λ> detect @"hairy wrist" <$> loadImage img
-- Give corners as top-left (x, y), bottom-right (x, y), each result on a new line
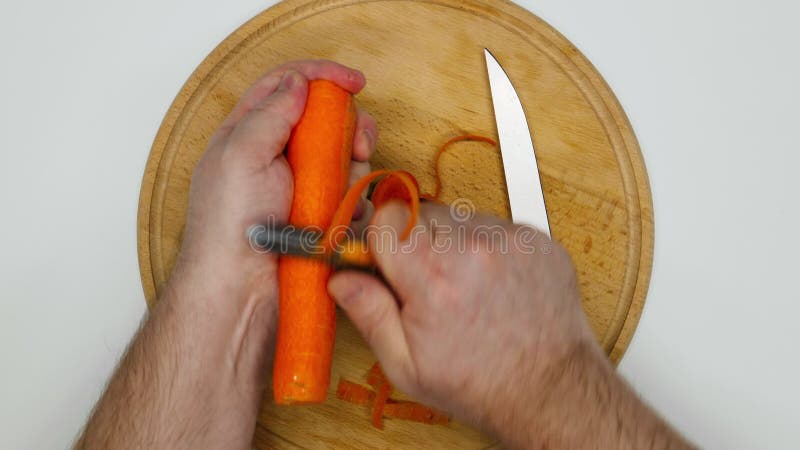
top-left (77, 279), bottom-right (273, 449)
top-left (161, 263), bottom-right (279, 386)
top-left (484, 341), bottom-right (691, 449)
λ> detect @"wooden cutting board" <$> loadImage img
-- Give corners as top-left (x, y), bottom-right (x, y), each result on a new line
top-left (137, 0), bottom-right (654, 447)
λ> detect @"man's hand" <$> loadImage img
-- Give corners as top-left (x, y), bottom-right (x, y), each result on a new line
top-left (329, 203), bottom-right (691, 449)
top-left (328, 203), bottom-right (592, 429)
top-left (77, 60), bottom-right (377, 449)
top-left (176, 59), bottom-right (376, 334)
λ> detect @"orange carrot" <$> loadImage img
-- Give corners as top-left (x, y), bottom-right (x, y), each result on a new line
top-left (273, 80), bottom-right (356, 404)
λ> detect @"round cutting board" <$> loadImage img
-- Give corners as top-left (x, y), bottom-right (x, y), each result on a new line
top-left (137, 0), bottom-right (654, 447)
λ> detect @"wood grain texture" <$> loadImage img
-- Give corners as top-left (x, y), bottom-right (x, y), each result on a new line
top-left (136, 0), bottom-right (654, 447)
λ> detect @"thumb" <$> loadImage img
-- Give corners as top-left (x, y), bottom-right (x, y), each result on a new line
top-left (225, 70), bottom-right (309, 160)
top-left (328, 271), bottom-right (415, 388)
top-left (368, 202), bottom-right (430, 304)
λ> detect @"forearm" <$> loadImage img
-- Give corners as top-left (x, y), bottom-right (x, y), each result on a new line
top-left (489, 342), bottom-right (693, 449)
top-left (76, 269), bottom-right (276, 449)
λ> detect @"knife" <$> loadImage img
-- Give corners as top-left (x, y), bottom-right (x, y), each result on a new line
top-left (485, 49), bottom-right (551, 237)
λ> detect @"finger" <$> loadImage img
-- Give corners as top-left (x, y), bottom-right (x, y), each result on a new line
top-left (366, 202), bottom-right (429, 305)
top-left (224, 70), bottom-right (308, 161)
top-left (350, 200), bottom-right (374, 236)
top-left (369, 201), bottom-right (479, 304)
top-left (349, 161), bottom-right (372, 188)
top-left (278, 59), bottom-right (366, 94)
top-left (352, 198), bottom-right (369, 222)
top-left (210, 60), bottom-right (366, 147)
top-left (328, 271), bottom-right (415, 387)
top-left (349, 161), bottom-right (372, 220)
top-left (352, 110), bottom-right (377, 162)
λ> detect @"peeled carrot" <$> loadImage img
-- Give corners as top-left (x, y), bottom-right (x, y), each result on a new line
top-left (273, 79), bottom-right (356, 404)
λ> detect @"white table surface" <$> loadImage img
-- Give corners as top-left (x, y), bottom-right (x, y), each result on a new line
top-left (1, 0), bottom-right (798, 448)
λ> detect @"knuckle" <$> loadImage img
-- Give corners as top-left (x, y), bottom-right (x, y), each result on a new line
top-left (361, 307), bottom-right (390, 347)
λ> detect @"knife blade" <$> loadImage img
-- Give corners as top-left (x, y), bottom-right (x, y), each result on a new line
top-left (484, 49), bottom-right (551, 237)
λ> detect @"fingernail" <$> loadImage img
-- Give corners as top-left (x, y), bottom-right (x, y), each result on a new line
top-left (329, 276), bottom-right (362, 307)
top-left (279, 70), bottom-right (300, 91)
top-left (347, 69), bottom-right (365, 87)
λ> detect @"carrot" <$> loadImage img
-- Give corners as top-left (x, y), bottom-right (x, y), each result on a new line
top-left (273, 80), bottom-right (356, 404)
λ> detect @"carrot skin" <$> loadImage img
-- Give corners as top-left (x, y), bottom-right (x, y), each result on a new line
top-left (337, 369), bottom-right (450, 426)
top-left (371, 382), bottom-right (390, 429)
top-left (427, 134), bottom-right (496, 200)
top-left (383, 402), bottom-right (450, 425)
top-left (371, 170), bottom-right (419, 209)
top-left (273, 80), bottom-right (356, 404)
top-left (366, 363), bottom-right (392, 429)
top-left (365, 362), bottom-right (388, 387)
top-left (336, 379), bottom-right (374, 406)
top-left (324, 170), bottom-right (419, 249)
